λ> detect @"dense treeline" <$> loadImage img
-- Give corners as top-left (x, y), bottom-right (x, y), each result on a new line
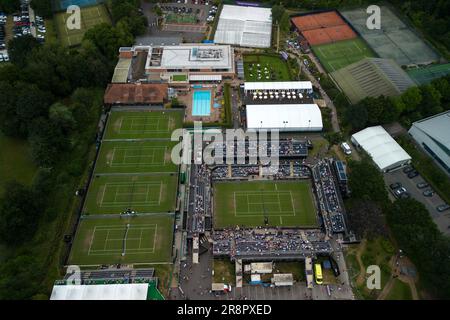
top-left (342, 75), bottom-right (450, 132)
top-left (0, 0), bottom-right (145, 300)
top-left (346, 158), bottom-right (450, 299)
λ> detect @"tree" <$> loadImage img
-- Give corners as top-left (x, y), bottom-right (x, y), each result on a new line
top-left (0, 182), bottom-right (43, 245)
top-left (30, 0), bottom-right (53, 18)
top-left (49, 102), bottom-right (76, 134)
top-left (401, 86), bottom-right (422, 113)
top-left (387, 199), bottom-right (450, 299)
top-left (272, 4), bottom-right (285, 24)
top-left (346, 199), bottom-right (387, 239)
top-left (347, 158), bottom-right (389, 205)
top-left (344, 103), bottom-right (368, 131)
top-left (7, 35), bottom-right (40, 67)
top-left (0, 0), bottom-right (20, 13)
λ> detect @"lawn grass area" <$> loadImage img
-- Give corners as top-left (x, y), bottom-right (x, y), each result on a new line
top-left (386, 279), bottom-right (413, 300)
top-left (312, 38), bottom-right (376, 73)
top-left (345, 238), bottom-right (396, 300)
top-left (171, 74), bottom-right (188, 82)
top-left (398, 135), bottom-right (450, 204)
top-left (0, 133), bottom-right (37, 195)
top-left (54, 4), bottom-right (111, 47)
top-left (213, 259), bottom-right (235, 284)
top-left (95, 140), bottom-right (178, 174)
top-left (104, 110), bottom-right (184, 140)
top-left (243, 54), bottom-right (292, 82)
top-left (83, 174), bottom-right (178, 215)
top-left (43, 19), bottom-right (58, 44)
top-left (273, 261), bottom-right (305, 282)
top-left (213, 180), bottom-right (317, 228)
top-left (153, 264), bottom-right (173, 298)
top-left (68, 214), bottom-right (174, 265)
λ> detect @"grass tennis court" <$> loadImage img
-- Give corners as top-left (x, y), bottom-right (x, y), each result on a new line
top-left (213, 180), bottom-right (317, 228)
top-left (54, 4), bottom-right (111, 46)
top-left (83, 174), bottom-right (178, 215)
top-left (312, 38), bottom-right (376, 73)
top-left (165, 13), bottom-right (197, 24)
top-left (104, 111), bottom-right (184, 140)
top-left (68, 215), bottom-right (174, 265)
top-left (96, 140), bottom-right (177, 174)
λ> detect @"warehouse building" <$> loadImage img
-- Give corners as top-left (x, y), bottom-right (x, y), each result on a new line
top-left (214, 5), bottom-right (272, 48)
top-left (408, 111), bottom-right (450, 175)
top-left (351, 126), bottom-right (411, 172)
top-left (330, 58), bottom-right (415, 104)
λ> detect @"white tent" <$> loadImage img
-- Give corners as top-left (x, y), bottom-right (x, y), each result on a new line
top-left (244, 81), bottom-right (313, 92)
top-left (246, 104), bottom-right (322, 131)
top-left (50, 283), bottom-right (149, 300)
top-left (351, 126), bottom-right (411, 172)
top-left (214, 5), bottom-right (272, 48)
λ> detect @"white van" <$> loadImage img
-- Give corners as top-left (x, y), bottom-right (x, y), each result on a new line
top-left (341, 142), bottom-right (352, 155)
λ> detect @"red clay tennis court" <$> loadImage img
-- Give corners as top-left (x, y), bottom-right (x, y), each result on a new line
top-left (291, 11), bottom-right (346, 31)
top-left (292, 11), bottom-right (357, 45)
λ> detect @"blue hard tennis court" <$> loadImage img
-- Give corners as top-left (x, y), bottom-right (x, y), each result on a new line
top-left (192, 91), bottom-right (211, 116)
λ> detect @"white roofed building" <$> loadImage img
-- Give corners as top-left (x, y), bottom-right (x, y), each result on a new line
top-left (214, 5), bottom-right (272, 48)
top-left (243, 81), bottom-right (322, 132)
top-left (50, 283), bottom-right (150, 300)
top-left (246, 104), bottom-right (322, 131)
top-left (351, 126), bottom-right (411, 172)
top-left (408, 111), bottom-right (450, 175)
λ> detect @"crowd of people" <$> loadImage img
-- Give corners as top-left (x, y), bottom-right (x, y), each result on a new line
top-left (212, 228), bottom-right (332, 259)
top-left (312, 160), bottom-right (346, 234)
top-left (188, 164), bottom-right (211, 234)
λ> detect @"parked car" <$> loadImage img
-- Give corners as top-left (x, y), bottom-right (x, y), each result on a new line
top-left (423, 189), bottom-right (435, 197)
top-left (416, 182), bottom-right (429, 189)
top-left (390, 182), bottom-right (402, 190)
top-left (394, 187), bottom-right (407, 197)
top-left (403, 166), bottom-right (414, 174)
top-left (407, 171), bottom-right (419, 179)
top-left (437, 204), bottom-right (450, 212)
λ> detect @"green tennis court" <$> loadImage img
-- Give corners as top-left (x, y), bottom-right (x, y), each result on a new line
top-left (68, 215), bottom-right (174, 265)
top-left (104, 111), bottom-right (184, 140)
top-left (214, 180), bottom-right (318, 228)
top-left (95, 140), bottom-right (178, 174)
top-left (54, 4), bottom-right (111, 47)
top-left (83, 174), bottom-right (178, 215)
top-left (312, 38), bottom-right (376, 73)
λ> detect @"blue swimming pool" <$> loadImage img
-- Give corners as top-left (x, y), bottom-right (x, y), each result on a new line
top-left (192, 91), bottom-right (211, 116)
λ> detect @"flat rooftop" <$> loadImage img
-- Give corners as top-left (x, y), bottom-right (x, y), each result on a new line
top-left (158, 44), bottom-right (233, 70)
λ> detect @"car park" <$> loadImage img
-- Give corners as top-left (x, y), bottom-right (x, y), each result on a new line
top-left (399, 192), bottom-right (411, 199)
top-left (423, 189), bottom-right (435, 197)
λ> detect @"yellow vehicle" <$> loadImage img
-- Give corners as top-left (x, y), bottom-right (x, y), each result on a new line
top-left (314, 263), bottom-right (323, 285)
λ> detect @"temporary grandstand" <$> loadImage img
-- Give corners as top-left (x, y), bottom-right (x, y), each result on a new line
top-left (408, 111), bottom-right (450, 175)
top-left (330, 58), bottom-right (415, 104)
top-left (291, 11), bottom-right (357, 46)
top-left (214, 5), bottom-right (272, 48)
top-left (351, 126), bottom-right (411, 172)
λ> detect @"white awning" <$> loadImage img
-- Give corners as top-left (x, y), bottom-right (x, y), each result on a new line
top-left (50, 284), bottom-right (149, 300)
top-left (246, 104), bottom-right (322, 131)
top-left (189, 74), bottom-right (222, 81)
top-left (244, 81), bottom-right (313, 91)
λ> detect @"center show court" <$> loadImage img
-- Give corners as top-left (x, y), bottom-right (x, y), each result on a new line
top-left (213, 180), bottom-right (318, 228)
